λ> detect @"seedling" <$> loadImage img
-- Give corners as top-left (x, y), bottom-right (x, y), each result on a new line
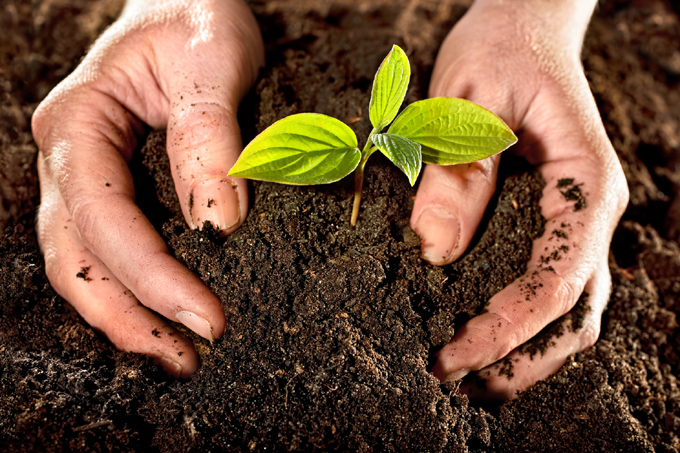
top-left (229, 45), bottom-right (517, 225)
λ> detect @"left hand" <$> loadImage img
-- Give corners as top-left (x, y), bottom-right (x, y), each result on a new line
top-left (413, 0), bottom-right (629, 399)
top-left (32, 0), bottom-right (264, 377)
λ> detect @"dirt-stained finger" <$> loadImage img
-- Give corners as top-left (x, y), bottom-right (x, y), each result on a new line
top-left (459, 261), bottom-right (611, 400)
top-left (411, 155), bottom-right (501, 265)
top-left (432, 158), bottom-right (621, 382)
top-left (432, 166), bottom-right (608, 381)
top-left (35, 129), bottom-right (227, 342)
top-left (166, 97), bottom-right (248, 235)
top-left (37, 156), bottom-right (200, 377)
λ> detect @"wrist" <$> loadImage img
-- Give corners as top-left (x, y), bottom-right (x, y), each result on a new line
top-left (469, 0), bottom-right (597, 55)
top-left (121, 0), bottom-right (253, 21)
top-left (472, 0), bottom-right (597, 19)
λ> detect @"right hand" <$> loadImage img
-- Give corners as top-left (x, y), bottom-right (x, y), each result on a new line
top-left (32, 0), bottom-right (264, 378)
top-left (416, 0), bottom-right (628, 398)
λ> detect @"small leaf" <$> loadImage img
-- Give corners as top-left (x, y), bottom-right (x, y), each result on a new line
top-left (369, 45), bottom-right (411, 130)
top-left (372, 133), bottom-right (422, 186)
top-left (388, 97), bottom-right (517, 165)
top-left (229, 113), bottom-right (360, 185)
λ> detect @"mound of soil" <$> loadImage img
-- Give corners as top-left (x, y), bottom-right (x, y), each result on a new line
top-left (1, 0), bottom-right (680, 451)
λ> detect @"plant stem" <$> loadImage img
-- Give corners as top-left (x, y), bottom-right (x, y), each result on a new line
top-left (351, 128), bottom-right (379, 226)
top-left (351, 160), bottom-right (366, 226)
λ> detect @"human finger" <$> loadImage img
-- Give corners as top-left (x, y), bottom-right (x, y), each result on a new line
top-left (160, 1), bottom-right (264, 234)
top-left (459, 259), bottom-right (611, 400)
top-left (413, 32), bottom-right (522, 266)
top-left (33, 91), bottom-right (226, 342)
top-left (432, 157), bottom-right (616, 381)
top-left (37, 153), bottom-right (200, 377)
top-left (410, 155), bottom-right (500, 265)
top-left (166, 89), bottom-right (248, 235)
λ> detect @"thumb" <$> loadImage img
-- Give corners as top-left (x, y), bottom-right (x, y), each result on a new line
top-left (412, 29), bottom-right (525, 265)
top-left (160, 0), bottom-right (264, 235)
top-left (411, 156), bottom-right (500, 265)
top-left (166, 85), bottom-right (249, 235)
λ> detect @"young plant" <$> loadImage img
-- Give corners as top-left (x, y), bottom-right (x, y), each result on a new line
top-left (229, 45), bottom-right (517, 225)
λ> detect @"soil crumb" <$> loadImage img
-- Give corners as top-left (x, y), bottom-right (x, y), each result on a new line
top-left (1, 0), bottom-right (680, 451)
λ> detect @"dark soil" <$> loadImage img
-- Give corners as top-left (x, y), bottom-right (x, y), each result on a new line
top-left (2, 0), bottom-right (680, 451)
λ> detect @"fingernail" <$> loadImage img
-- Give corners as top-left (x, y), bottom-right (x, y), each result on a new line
top-left (158, 357), bottom-right (183, 377)
top-left (175, 310), bottom-right (214, 342)
top-left (412, 207), bottom-right (460, 265)
top-left (447, 368), bottom-right (469, 382)
top-left (190, 178), bottom-right (240, 233)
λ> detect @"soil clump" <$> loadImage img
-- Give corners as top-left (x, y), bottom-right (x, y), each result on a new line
top-left (1, 0), bottom-right (680, 451)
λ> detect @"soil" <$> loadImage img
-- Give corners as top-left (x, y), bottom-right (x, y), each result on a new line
top-left (1, 0), bottom-right (680, 451)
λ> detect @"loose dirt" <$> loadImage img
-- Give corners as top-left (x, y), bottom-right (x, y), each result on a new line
top-left (1, 0), bottom-right (679, 451)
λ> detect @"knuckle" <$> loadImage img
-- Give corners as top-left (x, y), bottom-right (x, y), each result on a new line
top-left (461, 156), bottom-right (498, 186)
top-left (31, 96), bottom-right (68, 152)
top-left (579, 322), bottom-right (601, 350)
top-left (31, 104), bottom-right (49, 144)
top-left (598, 143), bottom-right (629, 217)
top-left (130, 259), bottom-right (156, 292)
top-left (469, 311), bottom-right (523, 370)
top-left (69, 197), bottom-right (104, 250)
top-left (169, 103), bottom-right (235, 152)
top-left (613, 171), bottom-right (630, 216)
top-left (551, 272), bottom-right (581, 318)
top-left (31, 82), bottom-right (81, 150)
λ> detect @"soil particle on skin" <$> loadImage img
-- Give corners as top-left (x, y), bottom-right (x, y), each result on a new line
top-left (76, 266), bottom-right (92, 282)
top-left (419, 164), bottom-right (545, 347)
top-left (553, 229), bottom-right (568, 240)
top-left (1, 0), bottom-right (680, 451)
top-left (518, 291), bottom-right (591, 360)
top-left (557, 178), bottom-right (587, 211)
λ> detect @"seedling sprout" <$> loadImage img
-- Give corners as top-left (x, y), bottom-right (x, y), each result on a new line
top-left (229, 45), bottom-right (517, 225)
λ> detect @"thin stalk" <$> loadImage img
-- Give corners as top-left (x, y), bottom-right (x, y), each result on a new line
top-left (351, 128), bottom-right (379, 226)
top-left (350, 160), bottom-right (366, 226)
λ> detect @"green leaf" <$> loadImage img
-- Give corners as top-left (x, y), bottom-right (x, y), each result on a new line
top-left (387, 97), bottom-right (517, 165)
top-left (229, 113), bottom-right (360, 185)
top-left (369, 45), bottom-right (411, 130)
top-left (372, 133), bottom-right (422, 186)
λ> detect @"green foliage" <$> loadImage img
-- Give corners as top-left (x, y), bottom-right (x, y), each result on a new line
top-left (387, 97), bottom-right (518, 165)
top-left (369, 45), bottom-right (410, 131)
top-left (228, 113), bottom-right (360, 185)
top-left (229, 45), bottom-right (517, 224)
top-left (371, 133), bottom-right (421, 186)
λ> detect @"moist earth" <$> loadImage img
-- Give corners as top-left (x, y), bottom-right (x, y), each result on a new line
top-left (1, 0), bottom-right (680, 451)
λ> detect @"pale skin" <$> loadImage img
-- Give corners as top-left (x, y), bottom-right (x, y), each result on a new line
top-left (33, 0), bottom-right (627, 397)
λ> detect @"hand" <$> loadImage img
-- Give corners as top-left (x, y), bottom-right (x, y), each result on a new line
top-left (32, 0), bottom-right (264, 377)
top-left (414, 0), bottom-right (628, 398)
